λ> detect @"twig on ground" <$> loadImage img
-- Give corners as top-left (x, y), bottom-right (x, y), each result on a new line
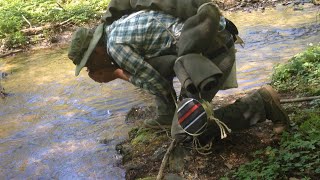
top-left (280, 96), bottom-right (320, 103)
top-left (0, 50), bottom-right (23, 58)
top-left (21, 18), bottom-right (72, 36)
top-left (22, 15), bottom-right (32, 28)
top-left (156, 139), bottom-right (176, 180)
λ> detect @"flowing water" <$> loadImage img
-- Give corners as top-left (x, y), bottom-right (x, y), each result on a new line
top-left (0, 5), bottom-right (319, 179)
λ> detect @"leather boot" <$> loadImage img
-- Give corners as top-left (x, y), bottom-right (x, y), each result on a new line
top-left (144, 95), bottom-right (175, 129)
top-left (257, 85), bottom-right (290, 134)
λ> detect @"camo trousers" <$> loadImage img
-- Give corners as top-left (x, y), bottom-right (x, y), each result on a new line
top-left (171, 90), bottom-right (267, 144)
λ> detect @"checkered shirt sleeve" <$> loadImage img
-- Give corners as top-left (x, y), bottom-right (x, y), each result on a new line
top-left (105, 10), bottom-right (183, 98)
top-left (107, 43), bottom-right (172, 97)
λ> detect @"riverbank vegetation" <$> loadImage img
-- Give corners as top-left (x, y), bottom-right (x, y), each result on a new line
top-left (0, 0), bottom-right (109, 51)
top-left (227, 44), bottom-right (320, 179)
top-left (272, 44), bottom-right (320, 96)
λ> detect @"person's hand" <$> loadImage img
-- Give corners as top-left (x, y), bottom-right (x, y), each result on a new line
top-left (113, 69), bottom-right (131, 81)
top-left (88, 68), bottom-right (131, 83)
top-left (88, 67), bottom-right (117, 83)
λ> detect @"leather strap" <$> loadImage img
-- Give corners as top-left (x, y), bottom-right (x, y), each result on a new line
top-left (206, 38), bottom-right (234, 60)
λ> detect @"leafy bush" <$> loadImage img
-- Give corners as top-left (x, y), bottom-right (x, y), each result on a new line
top-left (228, 110), bottom-right (320, 179)
top-left (271, 45), bottom-right (320, 95)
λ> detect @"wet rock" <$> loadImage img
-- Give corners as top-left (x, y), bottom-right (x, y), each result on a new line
top-left (0, 82), bottom-right (7, 98)
top-left (98, 138), bottom-right (112, 145)
top-left (124, 162), bottom-right (146, 180)
top-left (1, 72), bottom-right (8, 79)
top-left (116, 143), bottom-right (133, 163)
top-left (294, 0), bottom-right (302, 4)
top-left (128, 128), bottom-right (138, 139)
top-left (223, 0), bottom-right (239, 7)
top-left (151, 146), bottom-right (166, 161)
top-left (293, 5), bottom-right (304, 10)
top-left (138, 177), bottom-right (157, 180)
top-left (0, 91), bottom-right (5, 98)
top-left (240, 2), bottom-right (247, 6)
top-left (312, 0), bottom-right (320, 4)
top-left (164, 173), bottom-right (185, 180)
top-left (169, 145), bottom-right (187, 172)
top-left (282, 1), bottom-right (293, 5)
top-left (116, 143), bottom-right (132, 155)
top-left (126, 106), bottom-right (156, 124)
top-left (124, 161), bottom-right (144, 170)
top-left (49, 36), bottom-right (59, 43)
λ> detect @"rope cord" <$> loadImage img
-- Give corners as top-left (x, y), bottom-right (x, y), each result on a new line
top-left (197, 2), bottom-right (219, 14)
top-left (192, 137), bottom-right (213, 155)
top-left (182, 99), bottom-right (232, 155)
top-left (200, 100), bottom-right (232, 139)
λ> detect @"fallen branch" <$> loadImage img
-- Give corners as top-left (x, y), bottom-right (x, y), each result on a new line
top-left (156, 139), bottom-right (176, 180)
top-left (280, 96), bottom-right (320, 103)
top-left (21, 18), bottom-right (72, 36)
top-left (0, 50), bottom-right (23, 58)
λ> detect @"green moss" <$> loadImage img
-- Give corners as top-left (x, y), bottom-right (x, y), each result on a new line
top-left (131, 128), bottom-right (155, 145)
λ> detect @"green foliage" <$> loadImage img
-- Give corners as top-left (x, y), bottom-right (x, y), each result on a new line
top-left (244, 53), bottom-right (320, 179)
top-left (271, 45), bottom-right (320, 95)
top-left (0, 0), bottom-right (110, 48)
top-left (227, 110), bottom-right (320, 180)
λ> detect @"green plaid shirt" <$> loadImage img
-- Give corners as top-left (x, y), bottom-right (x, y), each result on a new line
top-left (105, 10), bottom-right (184, 98)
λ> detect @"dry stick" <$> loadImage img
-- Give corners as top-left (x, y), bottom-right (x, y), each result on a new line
top-left (21, 18), bottom-right (72, 36)
top-left (56, 2), bottom-right (66, 11)
top-left (156, 139), bottom-right (176, 180)
top-left (280, 96), bottom-right (320, 103)
top-left (22, 15), bottom-right (32, 28)
top-left (0, 50), bottom-right (23, 58)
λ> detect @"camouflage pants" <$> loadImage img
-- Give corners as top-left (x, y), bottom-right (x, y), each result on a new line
top-left (171, 89), bottom-right (267, 144)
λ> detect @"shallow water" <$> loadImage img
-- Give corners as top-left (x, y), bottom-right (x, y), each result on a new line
top-left (0, 5), bottom-right (319, 179)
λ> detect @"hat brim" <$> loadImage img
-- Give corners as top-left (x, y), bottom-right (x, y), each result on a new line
top-left (75, 24), bottom-right (104, 76)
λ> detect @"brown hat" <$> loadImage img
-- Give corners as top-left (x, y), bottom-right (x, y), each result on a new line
top-left (68, 24), bottom-right (104, 76)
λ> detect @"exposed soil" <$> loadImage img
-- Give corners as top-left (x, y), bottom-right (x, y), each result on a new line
top-left (115, 89), bottom-right (320, 180)
top-left (116, 92), bottom-right (290, 180)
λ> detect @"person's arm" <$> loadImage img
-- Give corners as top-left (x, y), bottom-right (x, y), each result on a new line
top-left (108, 42), bottom-right (173, 97)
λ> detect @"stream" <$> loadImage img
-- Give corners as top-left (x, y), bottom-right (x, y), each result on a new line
top-left (0, 4), bottom-right (319, 179)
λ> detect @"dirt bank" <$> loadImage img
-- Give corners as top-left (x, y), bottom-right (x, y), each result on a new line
top-left (115, 93), bottom-right (276, 180)
top-left (115, 90), bottom-right (319, 180)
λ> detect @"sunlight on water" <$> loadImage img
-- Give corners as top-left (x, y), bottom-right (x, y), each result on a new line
top-left (217, 4), bottom-right (320, 95)
top-left (0, 5), bottom-right (319, 179)
top-left (0, 47), bottom-right (154, 179)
